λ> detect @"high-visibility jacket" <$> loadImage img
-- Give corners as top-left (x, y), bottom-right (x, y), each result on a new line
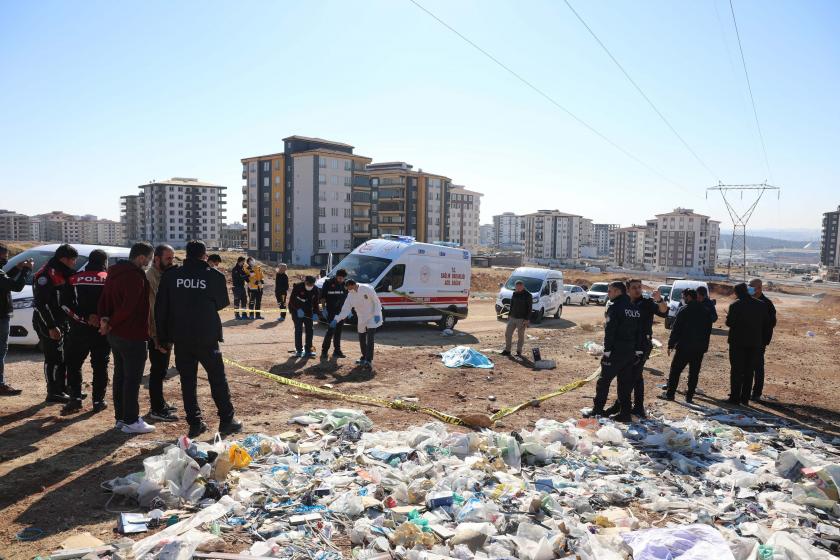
top-left (246, 265), bottom-right (264, 290)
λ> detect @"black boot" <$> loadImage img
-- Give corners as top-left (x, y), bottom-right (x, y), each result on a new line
top-left (603, 401), bottom-right (620, 416)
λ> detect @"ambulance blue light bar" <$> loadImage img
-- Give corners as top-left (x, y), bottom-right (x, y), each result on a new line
top-left (380, 234), bottom-right (415, 243)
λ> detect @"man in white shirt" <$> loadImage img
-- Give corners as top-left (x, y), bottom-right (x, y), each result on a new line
top-left (331, 279), bottom-right (382, 369)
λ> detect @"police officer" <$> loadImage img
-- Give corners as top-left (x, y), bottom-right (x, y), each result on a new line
top-left (584, 281), bottom-right (643, 422)
top-left (660, 288), bottom-right (712, 403)
top-left (155, 240), bottom-right (241, 438)
top-left (289, 275), bottom-right (320, 358)
top-left (726, 282), bottom-right (769, 405)
top-left (231, 257), bottom-right (249, 320)
top-left (61, 249), bottom-right (110, 414)
top-left (320, 269), bottom-right (348, 361)
top-left (604, 279), bottom-right (667, 418)
top-left (275, 263), bottom-right (289, 322)
top-left (33, 243), bottom-right (79, 403)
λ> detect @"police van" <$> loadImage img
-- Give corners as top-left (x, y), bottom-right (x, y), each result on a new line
top-left (321, 235), bottom-right (471, 330)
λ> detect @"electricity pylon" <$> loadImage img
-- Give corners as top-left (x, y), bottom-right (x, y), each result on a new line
top-left (707, 182), bottom-right (780, 282)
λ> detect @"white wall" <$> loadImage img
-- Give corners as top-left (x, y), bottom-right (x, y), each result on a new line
top-left (292, 155), bottom-right (315, 265)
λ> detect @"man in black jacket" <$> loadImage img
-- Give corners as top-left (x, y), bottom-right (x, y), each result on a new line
top-left (749, 278), bottom-right (776, 400)
top-left (60, 249), bottom-right (110, 414)
top-left (231, 257), bottom-right (249, 320)
top-left (585, 281), bottom-right (643, 422)
top-left (696, 286), bottom-right (718, 324)
top-left (726, 282), bottom-right (770, 405)
top-left (275, 263), bottom-right (289, 322)
top-left (156, 240), bottom-right (241, 438)
top-left (32, 244), bottom-right (78, 403)
top-left (660, 289), bottom-right (712, 403)
top-left (501, 280), bottom-right (532, 357)
top-left (0, 244), bottom-right (33, 396)
top-left (288, 275), bottom-right (320, 358)
top-left (320, 269), bottom-right (348, 361)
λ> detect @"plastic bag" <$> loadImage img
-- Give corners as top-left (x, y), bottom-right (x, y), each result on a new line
top-left (621, 524), bottom-right (736, 560)
top-left (228, 443), bottom-right (252, 469)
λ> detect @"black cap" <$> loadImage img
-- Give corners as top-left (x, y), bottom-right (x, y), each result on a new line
top-left (304, 275), bottom-right (316, 284)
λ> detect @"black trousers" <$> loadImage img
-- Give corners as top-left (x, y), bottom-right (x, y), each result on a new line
top-left (593, 353), bottom-right (634, 414)
top-left (148, 339), bottom-right (173, 412)
top-left (358, 327), bottom-right (377, 362)
top-left (751, 345), bottom-right (767, 398)
top-left (232, 289), bottom-right (248, 316)
top-left (610, 344), bottom-right (650, 411)
top-left (64, 326), bottom-right (110, 402)
top-left (38, 331), bottom-right (67, 396)
top-left (248, 289), bottom-right (263, 318)
top-left (293, 315), bottom-right (314, 353)
top-left (322, 313), bottom-right (343, 354)
top-left (729, 345), bottom-right (759, 403)
top-left (108, 334), bottom-right (148, 424)
top-left (667, 347), bottom-right (705, 399)
top-left (174, 341), bottom-right (234, 428)
top-left (276, 293), bottom-right (287, 319)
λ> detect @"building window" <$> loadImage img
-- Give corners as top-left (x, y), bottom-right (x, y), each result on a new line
top-left (344, 160), bottom-right (351, 170)
top-left (275, 208), bottom-right (281, 216)
top-left (319, 208), bottom-right (326, 217)
top-left (319, 158), bottom-right (326, 168)
top-left (263, 177), bottom-right (269, 187)
top-left (275, 176), bottom-right (281, 184)
top-left (263, 192), bottom-right (270, 202)
top-left (331, 175), bottom-right (338, 185)
top-left (330, 159), bottom-right (338, 169)
top-left (319, 224), bottom-right (326, 233)
top-left (319, 174), bottom-right (326, 184)
top-left (344, 209), bottom-right (351, 218)
top-left (331, 208), bottom-right (338, 217)
top-left (318, 239), bottom-right (325, 249)
top-left (331, 239), bottom-right (338, 249)
top-left (319, 192), bottom-right (327, 201)
top-left (332, 224), bottom-right (338, 233)
top-left (274, 159), bottom-right (282, 170)
top-left (263, 223), bottom-right (270, 232)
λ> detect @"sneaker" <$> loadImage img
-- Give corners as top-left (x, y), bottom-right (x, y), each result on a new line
top-left (219, 417), bottom-right (243, 436)
top-left (121, 418), bottom-right (156, 434)
top-left (92, 400), bottom-right (108, 413)
top-left (500, 350), bottom-right (511, 356)
top-left (725, 398), bottom-right (740, 405)
top-left (188, 422), bottom-right (209, 439)
top-left (80, 392), bottom-right (88, 400)
top-left (45, 392), bottom-right (71, 404)
top-left (61, 399), bottom-right (83, 415)
top-left (306, 351), bottom-right (317, 358)
top-left (114, 420), bottom-right (125, 430)
top-left (294, 350), bottom-right (304, 358)
top-left (657, 392), bottom-right (675, 402)
top-left (148, 409), bottom-right (179, 422)
top-left (0, 383), bottom-right (22, 396)
top-left (362, 360), bottom-right (373, 369)
top-left (333, 350), bottom-right (346, 358)
top-left (355, 358), bottom-right (367, 365)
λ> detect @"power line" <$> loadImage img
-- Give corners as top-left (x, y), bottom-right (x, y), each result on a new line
top-left (563, 0), bottom-right (718, 181)
top-left (406, 0), bottom-right (697, 196)
top-left (728, 0), bottom-right (773, 180)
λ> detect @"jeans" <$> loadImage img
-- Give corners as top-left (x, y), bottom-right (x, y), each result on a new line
top-left (174, 341), bottom-right (234, 428)
top-left (148, 339), bottom-right (173, 412)
top-left (667, 347), bottom-right (705, 399)
top-left (293, 315), bottom-right (314, 353)
top-left (109, 334), bottom-right (148, 424)
top-left (0, 316), bottom-right (9, 385)
top-left (358, 327), bottom-right (377, 362)
top-left (593, 353), bottom-right (634, 414)
top-left (38, 331), bottom-right (67, 396)
top-left (232, 288), bottom-right (248, 317)
top-left (504, 318), bottom-right (527, 354)
top-left (64, 325), bottom-right (110, 402)
top-left (321, 312), bottom-right (343, 354)
top-left (248, 289), bottom-right (263, 318)
top-left (729, 345), bottom-right (759, 403)
top-left (751, 345), bottom-right (767, 398)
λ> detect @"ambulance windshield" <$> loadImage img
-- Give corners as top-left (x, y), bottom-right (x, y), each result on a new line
top-left (332, 254), bottom-right (392, 284)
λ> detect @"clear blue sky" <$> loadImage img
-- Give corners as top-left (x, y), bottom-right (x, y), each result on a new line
top-left (1, 0), bottom-right (837, 231)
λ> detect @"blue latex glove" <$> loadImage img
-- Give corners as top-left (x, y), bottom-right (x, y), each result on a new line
top-left (321, 309), bottom-right (329, 320)
top-left (329, 320), bottom-right (337, 329)
top-left (373, 315), bottom-right (381, 323)
top-left (311, 314), bottom-right (318, 322)
top-left (296, 309), bottom-right (304, 319)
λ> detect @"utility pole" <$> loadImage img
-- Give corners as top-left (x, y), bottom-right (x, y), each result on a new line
top-left (707, 182), bottom-right (780, 282)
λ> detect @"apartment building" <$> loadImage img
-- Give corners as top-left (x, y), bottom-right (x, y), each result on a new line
top-left (820, 205), bottom-right (840, 281)
top-left (645, 208), bottom-right (720, 275)
top-left (29, 217), bottom-right (41, 241)
top-left (613, 225), bottom-right (648, 269)
top-left (593, 223), bottom-right (618, 257)
top-left (221, 223), bottom-right (246, 249)
top-left (242, 136), bottom-right (371, 265)
top-left (35, 211), bottom-right (125, 245)
top-left (129, 178), bottom-right (227, 249)
top-left (523, 210), bottom-right (584, 263)
top-left (493, 212), bottom-right (524, 250)
top-left (448, 185), bottom-right (482, 249)
top-left (579, 218), bottom-right (598, 258)
top-left (0, 210), bottom-right (34, 241)
top-left (479, 224), bottom-right (494, 247)
top-left (120, 194), bottom-right (146, 245)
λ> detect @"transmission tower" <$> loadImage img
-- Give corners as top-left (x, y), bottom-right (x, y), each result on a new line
top-left (707, 182), bottom-right (780, 281)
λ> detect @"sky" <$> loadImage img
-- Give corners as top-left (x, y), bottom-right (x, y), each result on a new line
top-left (1, 0), bottom-right (838, 232)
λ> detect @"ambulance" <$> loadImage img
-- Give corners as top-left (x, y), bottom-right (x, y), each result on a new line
top-left (322, 235), bottom-right (471, 330)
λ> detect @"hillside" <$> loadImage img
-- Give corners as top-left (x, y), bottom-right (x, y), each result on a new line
top-left (719, 234), bottom-right (815, 250)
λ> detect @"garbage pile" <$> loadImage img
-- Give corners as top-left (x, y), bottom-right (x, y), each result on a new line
top-left (87, 407), bottom-right (840, 559)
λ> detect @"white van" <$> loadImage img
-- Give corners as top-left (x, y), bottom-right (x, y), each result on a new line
top-left (495, 267), bottom-right (564, 323)
top-left (322, 235), bottom-right (471, 330)
top-left (665, 279), bottom-right (709, 329)
top-left (2, 243), bottom-right (130, 347)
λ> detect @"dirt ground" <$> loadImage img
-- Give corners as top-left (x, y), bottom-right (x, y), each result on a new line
top-left (1, 285), bottom-right (839, 558)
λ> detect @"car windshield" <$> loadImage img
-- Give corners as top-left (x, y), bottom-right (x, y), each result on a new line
top-left (504, 276), bottom-right (543, 293)
top-left (331, 254), bottom-right (391, 284)
top-left (590, 283), bottom-right (608, 293)
top-left (2, 249), bottom-right (88, 284)
top-left (670, 288), bottom-right (683, 301)
top-left (564, 285), bottom-right (575, 291)
top-left (659, 286), bottom-right (672, 295)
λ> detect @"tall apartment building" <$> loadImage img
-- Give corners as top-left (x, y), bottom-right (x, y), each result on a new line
top-left (479, 224), bottom-right (494, 247)
top-left (613, 225), bottom-right (648, 269)
top-left (242, 136), bottom-right (372, 265)
top-left (579, 218), bottom-right (598, 258)
top-left (493, 212), bottom-right (524, 250)
top-left (123, 178), bottom-right (227, 249)
top-left (0, 210), bottom-right (34, 241)
top-left (820, 205), bottom-right (840, 280)
top-left (221, 223), bottom-right (246, 249)
top-left (448, 185), bottom-right (482, 249)
top-left (29, 217), bottom-right (41, 241)
top-left (593, 223), bottom-right (618, 257)
top-left (120, 194), bottom-right (146, 245)
top-left (366, 162), bottom-right (451, 245)
top-left (645, 208), bottom-right (720, 275)
top-left (35, 211), bottom-right (125, 245)
top-left (523, 210), bottom-right (583, 263)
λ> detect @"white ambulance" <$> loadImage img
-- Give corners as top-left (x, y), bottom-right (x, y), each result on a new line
top-left (322, 236), bottom-right (471, 330)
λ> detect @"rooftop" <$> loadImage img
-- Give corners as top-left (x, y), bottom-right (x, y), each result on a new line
top-left (292, 148), bottom-right (372, 161)
top-left (145, 177), bottom-right (225, 188)
top-left (282, 135), bottom-right (354, 149)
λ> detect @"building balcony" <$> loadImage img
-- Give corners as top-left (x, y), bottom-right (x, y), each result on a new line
top-left (352, 176), bottom-right (371, 187)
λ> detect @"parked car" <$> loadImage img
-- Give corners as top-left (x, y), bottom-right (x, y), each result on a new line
top-left (665, 279), bottom-right (709, 329)
top-left (2, 243), bottom-right (130, 347)
top-left (657, 284), bottom-right (672, 301)
top-left (495, 267), bottom-right (564, 323)
top-left (587, 282), bottom-right (610, 305)
top-left (563, 284), bottom-right (588, 306)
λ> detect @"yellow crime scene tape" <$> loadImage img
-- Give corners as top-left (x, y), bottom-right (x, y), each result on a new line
top-left (223, 356), bottom-right (601, 429)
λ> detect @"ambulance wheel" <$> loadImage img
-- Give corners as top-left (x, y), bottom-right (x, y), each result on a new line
top-left (440, 312), bottom-right (457, 331)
